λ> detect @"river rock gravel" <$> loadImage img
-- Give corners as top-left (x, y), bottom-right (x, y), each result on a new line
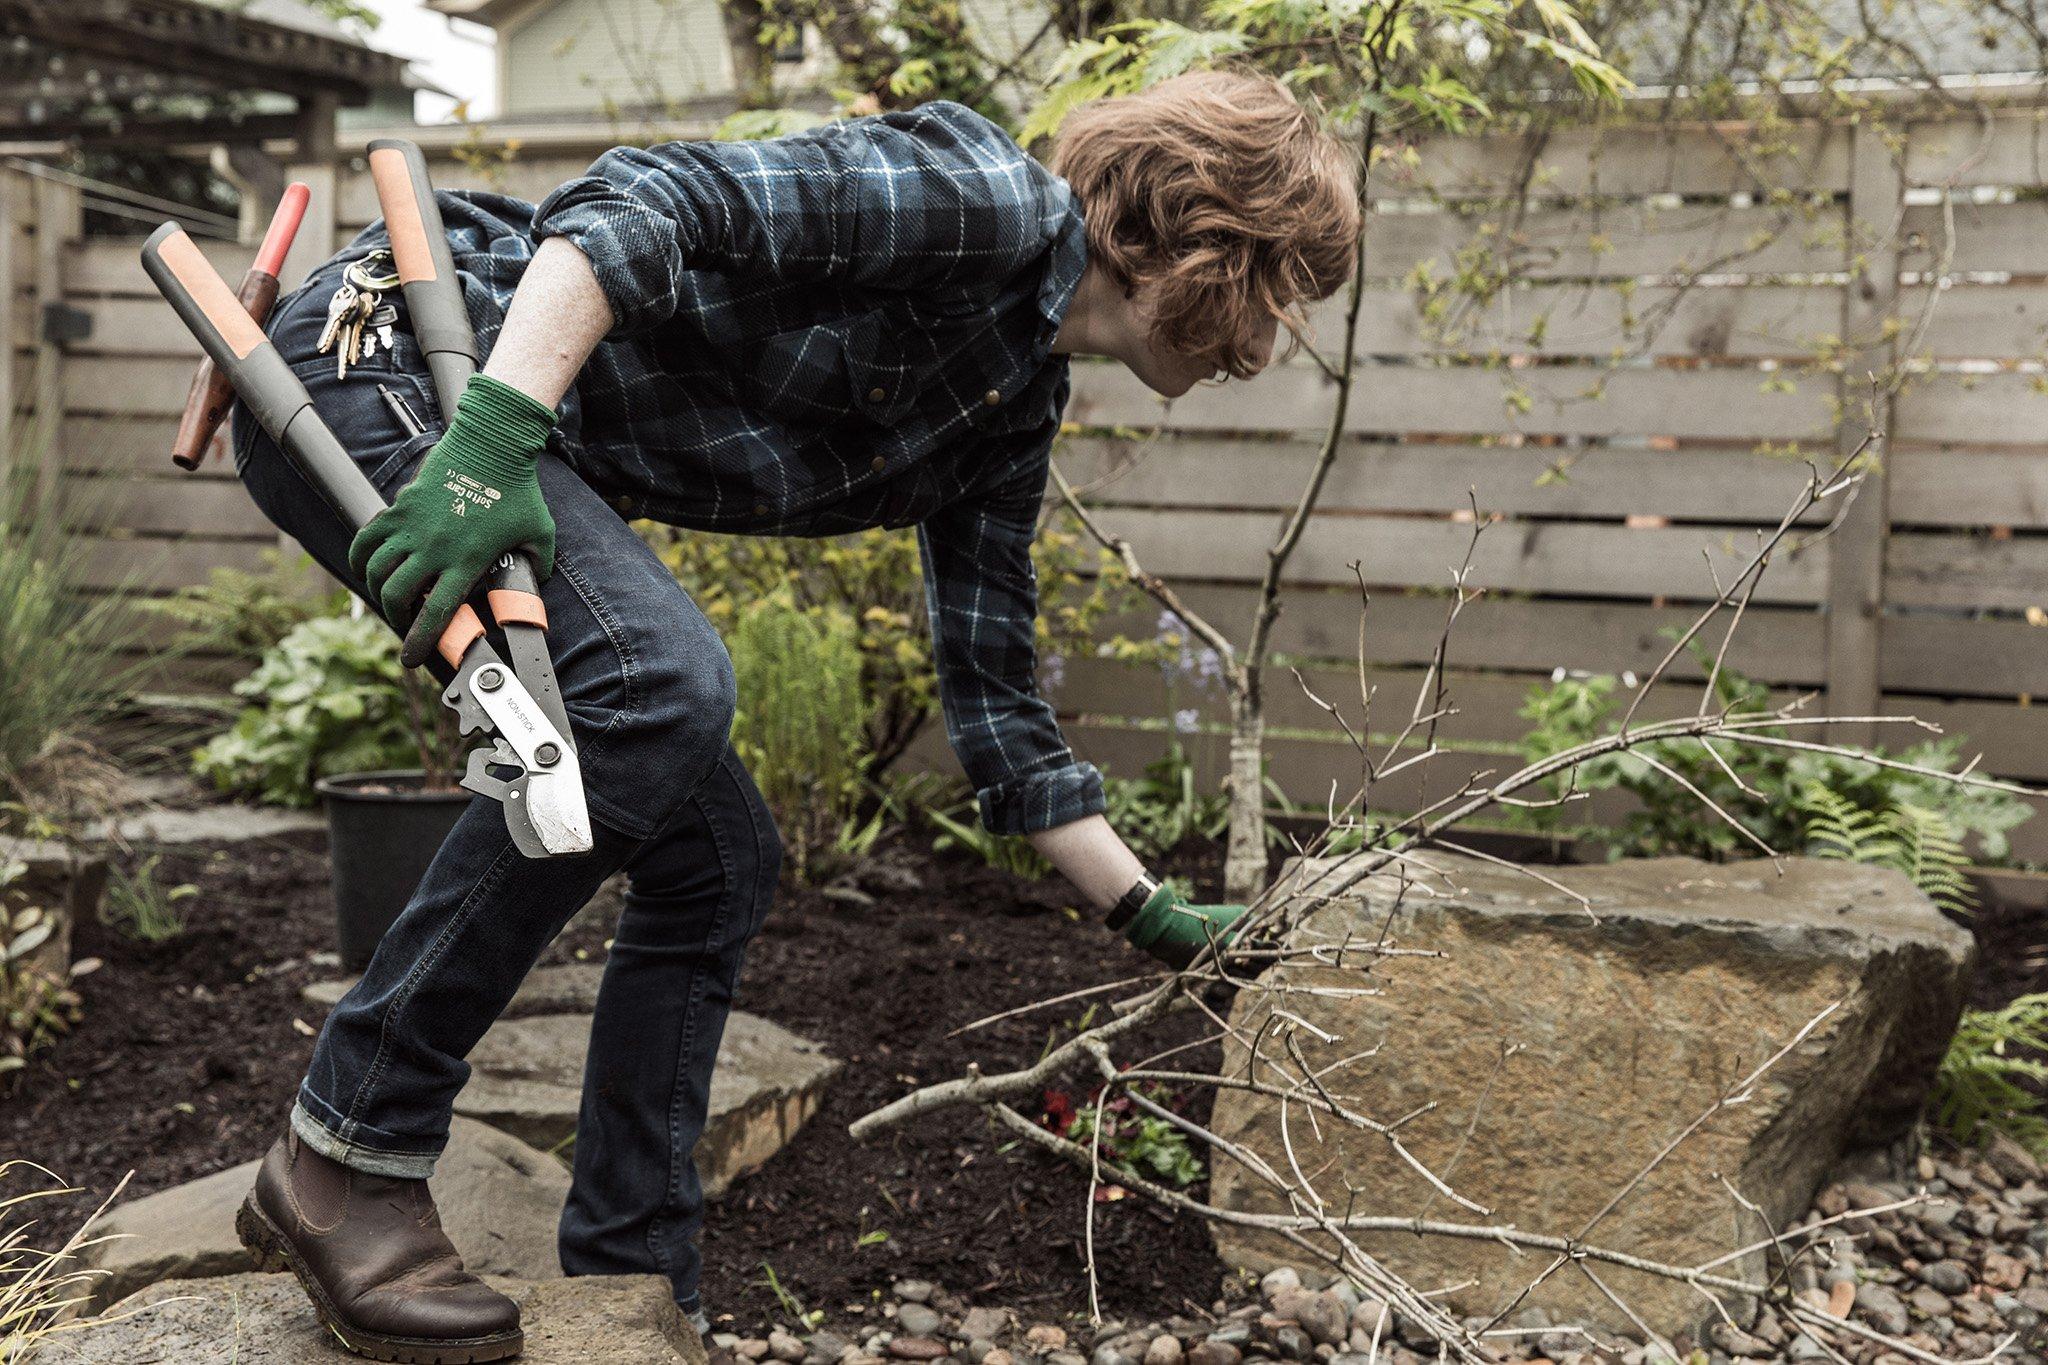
top-left (704, 1134), bottom-right (2048, 1365)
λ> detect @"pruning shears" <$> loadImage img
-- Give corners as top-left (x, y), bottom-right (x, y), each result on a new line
top-left (140, 144), bottom-right (594, 859)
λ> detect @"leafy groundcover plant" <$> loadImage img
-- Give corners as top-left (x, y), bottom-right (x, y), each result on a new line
top-left (194, 612), bottom-right (464, 807)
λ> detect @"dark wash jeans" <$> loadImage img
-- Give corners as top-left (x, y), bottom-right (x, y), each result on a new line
top-left (230, 259), bottom-right (782, 1312)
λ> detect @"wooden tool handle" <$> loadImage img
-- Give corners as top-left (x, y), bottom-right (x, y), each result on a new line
top-left (168, 184), bottom-right (310, 470)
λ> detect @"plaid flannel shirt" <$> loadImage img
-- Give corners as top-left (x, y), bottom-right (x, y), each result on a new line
top-left (332, 101), bottom-right (1103, 835)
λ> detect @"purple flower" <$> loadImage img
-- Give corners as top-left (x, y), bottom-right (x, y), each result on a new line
top-left (1041, 652), bottom-right (1066, 691)
top-left (1174, 707), bottom-right (1200, 734)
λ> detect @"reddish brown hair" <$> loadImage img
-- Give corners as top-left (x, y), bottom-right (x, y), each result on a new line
top-left (1050, 70), bottom-right (1359, 378)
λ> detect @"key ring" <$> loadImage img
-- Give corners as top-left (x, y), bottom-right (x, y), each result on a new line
top-left (345, 250), bottom-right (401, 293)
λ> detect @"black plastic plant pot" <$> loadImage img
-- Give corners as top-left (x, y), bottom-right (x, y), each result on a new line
top-left (314, 771), bottom-right (472, 971)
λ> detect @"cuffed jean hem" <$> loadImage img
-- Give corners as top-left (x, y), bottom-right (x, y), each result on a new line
top-left (290, 1096), bottom-right (440, 1180)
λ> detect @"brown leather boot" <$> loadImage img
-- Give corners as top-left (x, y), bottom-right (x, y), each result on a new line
top-left (236, 1128), bottom-right (523, 1363)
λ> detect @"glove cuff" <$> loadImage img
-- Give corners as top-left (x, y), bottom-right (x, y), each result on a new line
top-left (441, 373), bottom-right (556, 488)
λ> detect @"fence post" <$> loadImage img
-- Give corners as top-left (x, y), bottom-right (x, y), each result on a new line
top-left (0, 169), bottom-right (16, 459)
top-left (1823, 117), bottom-right (1903, 747)
top-left (29, 175), bottom-right (80, 499)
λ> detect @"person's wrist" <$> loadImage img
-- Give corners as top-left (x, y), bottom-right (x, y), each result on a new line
top-left (442, 373), bottom-right (555, 486)
top-left (1106, 871), bottom-right (1166, 933)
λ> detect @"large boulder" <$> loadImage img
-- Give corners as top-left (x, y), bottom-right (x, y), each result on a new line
top-left (42, 1272), bottom-right (705, 1363)
top-left (455, 1010), bottom-right (839, 1195)
top-left (1208, 853), bottom-right (1975, 1339)
top-left (76, 1117), bottom-right (570, 1314)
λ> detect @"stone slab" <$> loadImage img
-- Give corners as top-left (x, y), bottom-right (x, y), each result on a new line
top-left (302, 963), bottom-right (607, 1018)
top-left (85, 805), bottom-right (326, 846)
top-left (1208, 854), bottom-right (1976, 1339)
top-left (43, 1272), bottom-right (705, 1364)
top-left (455, 1010), bottom-right (839, 1195)
top-left (77, 1117), bottom-right (570, 1314)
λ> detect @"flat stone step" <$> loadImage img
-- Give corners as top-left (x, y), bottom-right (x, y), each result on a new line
top-left (454, 1010), bottom-right (838, 1195)
top-left (75, 1117), bottom-right (571, 1316)
top-left (302, 963), bottom-right (607, 1018)
top-left (44, 1271), bottom-right (705, 1363)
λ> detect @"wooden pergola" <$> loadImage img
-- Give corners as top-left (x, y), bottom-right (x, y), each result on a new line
top-left (0, 0), bottom-right (411, 163)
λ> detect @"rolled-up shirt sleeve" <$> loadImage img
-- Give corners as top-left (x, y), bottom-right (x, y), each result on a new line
top-left (531, 100), bottom-right (1067, 337)
top-left (916, 443), bottom-right (1105, 837)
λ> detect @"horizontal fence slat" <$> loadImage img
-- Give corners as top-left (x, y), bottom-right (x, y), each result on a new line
top-left (64, 355), bottom-right (206, 417)
top-left (1883, 695), bottom-right (2048, 781)
top-left (1891, 450), bottom-right (2048, 527)
top-left (1902, 198), bottom-right (2048, 275)
top-left (67, 238), bottom-right (254, 295)
top-left (1378, 121), bottom-right (1852, 202)
top-left (1071, 581), bottom-right (1827, 686)
top-left (1366, 201), bottom-right (1848, 281)
top-left (1067, 361), bottom-right (1841, 442)
top-left (1055, 435), bottom-right (1829, 522)
top-left (1883, 616), bottom-right (2048, 699)
top-left (1886, 531), bottom-right (2048, 611)
top-left (1084, 506), bottom-right (1831, 603)
top-left (65, 473), bottom-right (273, 539)
top-left (70, 534), bottom-right (280, 594)
top-left (59, 415), bottom-right (222, 472)
top-left (1892, 371), bottom-right (2048, 447)
top-left (1334, 283), bottom-right (1845, 360)
top-left (1055, 656), bottom-right (1809, 749)
top-left (1904, 111), bottom-right (2048, 189)
top-left (62, 296), bottom-right (205, 359)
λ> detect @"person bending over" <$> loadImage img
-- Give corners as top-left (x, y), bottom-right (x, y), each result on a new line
top-left (228, 69), bottom-right (1357, 1364)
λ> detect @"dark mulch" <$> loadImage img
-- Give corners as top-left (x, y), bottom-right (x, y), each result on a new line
top-left (696, 833), bottom-right (1244, 1326)
top-left (8, 814), bottom-right (2045, 1330)
top-left (2, 829), bottom-right (329, 1232)
top-left (1, 817), bottom-right (1253, 1325)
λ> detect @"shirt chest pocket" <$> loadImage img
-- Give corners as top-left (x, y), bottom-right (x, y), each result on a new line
top-left (741, 312), bottom-right (918, 428)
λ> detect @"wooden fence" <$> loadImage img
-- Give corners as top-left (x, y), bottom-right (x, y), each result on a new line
top-left (11, 108), bottom-right (2048, 867)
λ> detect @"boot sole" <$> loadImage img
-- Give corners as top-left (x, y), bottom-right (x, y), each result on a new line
top-left (236, 1195), bottom-right (524, 1363)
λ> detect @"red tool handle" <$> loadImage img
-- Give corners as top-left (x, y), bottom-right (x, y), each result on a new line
top-left (169, 183), bottom-right (311, 471)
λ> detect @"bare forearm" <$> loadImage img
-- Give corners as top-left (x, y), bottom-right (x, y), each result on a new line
top-left (480, 236), bottom-right (612, 409)
top-left (1027, 814), bottom-right (1145, 912)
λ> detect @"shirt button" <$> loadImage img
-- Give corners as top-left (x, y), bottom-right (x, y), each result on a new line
top-left (609, 494), bottom-right (634, 516)
top-left (753, 502), bottom-right (768, 516)
top-left (870, 456), bottom-right (886, 473)
top-left (867, 387), bottom-right (887, 403)
top-left (983, 388), bottom-right (1002, 406)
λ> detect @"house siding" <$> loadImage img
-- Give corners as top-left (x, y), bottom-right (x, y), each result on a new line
top-left (502, 0), bottom-right (736, 117)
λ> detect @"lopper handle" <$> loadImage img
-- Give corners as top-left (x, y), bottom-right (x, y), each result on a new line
top-left (367, 139), bottom-right (548, 634)
top-left (168, 183), bottom-right (311, 470)
top-left (367, 140), bottom-right (477, 407)
top-left (141, 221), bottom-right (490, 669)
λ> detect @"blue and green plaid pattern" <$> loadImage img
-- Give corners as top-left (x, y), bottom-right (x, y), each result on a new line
top-left (322, 100), bottom-right (1103, 834)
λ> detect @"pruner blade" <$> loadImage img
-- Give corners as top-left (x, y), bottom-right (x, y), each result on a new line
top-left (445, 645), bottom-right (594, 856)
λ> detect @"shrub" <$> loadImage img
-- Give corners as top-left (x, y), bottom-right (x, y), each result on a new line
top-left (1515, 665), bottom-right (2032, 909)
top-left (645, 504), bottom-right (1135, 780)
top-left (727, 591), bottom-right (869, 879)
top-left (193, 613), bottom-right (464, 807)
top-left (141, 550), bottom-right (344, 663)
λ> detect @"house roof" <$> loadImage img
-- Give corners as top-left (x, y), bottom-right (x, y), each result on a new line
top-left (423, 0), bottom-right (544, 27)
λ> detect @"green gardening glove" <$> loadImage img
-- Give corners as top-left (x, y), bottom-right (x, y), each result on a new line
top-left (1120, 881), bottom-right (1249, 970)
top-left (349, 373), bottom-right (558, 668)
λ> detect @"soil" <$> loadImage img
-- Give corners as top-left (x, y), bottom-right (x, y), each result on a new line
top-left (0, 818), bottom-right (1261, 1326)
top-left (6, 817), bottom-right (2044, 1331)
